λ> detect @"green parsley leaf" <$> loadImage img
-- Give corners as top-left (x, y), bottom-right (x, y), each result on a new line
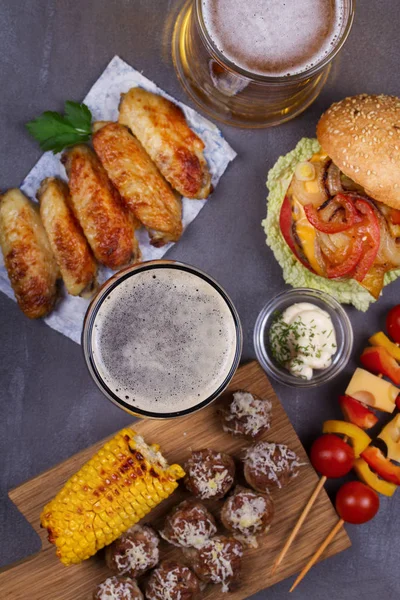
top-left (26, 101), bottom-right (92, 154)
top-left (64, 101), bottom-right (92, 134)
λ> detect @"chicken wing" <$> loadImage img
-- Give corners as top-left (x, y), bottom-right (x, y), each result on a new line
top-left (62, 145), bottom-right (140, 270)
top-left (118, 88), bottom-right (212, 199)
top-left (37, 177), bottom-right (97, 297)
top-left (0, 189), bottom-right (59, 318)
top-left (92, 122), bottom-right (182, 247)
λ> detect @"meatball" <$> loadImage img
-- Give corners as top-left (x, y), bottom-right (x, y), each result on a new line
top-left (220, 486), bottom-right (274, 548)
top-left (184, 535), bottom-right (243, 593)
top-left (184, 449), bottom-right (235, 500)
top-left (219, 391), bottom-right (272, 439)
top-left (106, 525), bottom-right (159, 578)
top-left (243, 442), bottom-right (303, 492)
top-left (93, 576), bottom-right (143, 600)
top-left (160, 499), bottom-right (217, 548)
top-left (145, 561), bottom-right (200, 600)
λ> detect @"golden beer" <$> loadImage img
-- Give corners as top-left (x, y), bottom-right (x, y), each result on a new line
top-left (172, 0), bottom-right (355, 127)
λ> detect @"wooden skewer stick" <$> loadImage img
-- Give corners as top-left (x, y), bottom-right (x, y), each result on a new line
top-left (289, 519), bottom-right (345, 592)
top-left (271, 476), bottom-right (327, 575)
top-left (272, 435), bottom-right (349, 576)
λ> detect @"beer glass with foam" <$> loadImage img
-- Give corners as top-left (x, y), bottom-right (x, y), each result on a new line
top-left (172, 0), bottom-right (355, 127)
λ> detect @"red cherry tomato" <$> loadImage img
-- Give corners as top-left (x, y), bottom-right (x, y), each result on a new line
top-left (310, 434), bottom-right (354, 478)
top-left (386, 305), bottom-right (400, 344)
top-left (335, 481), bottom-right (379, 524)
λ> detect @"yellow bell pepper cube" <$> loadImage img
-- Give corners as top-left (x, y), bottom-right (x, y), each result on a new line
top-left (369, 332), bottom-right (400, 362)
top-left (353, 457), bottom-right (397, 497)
top-left (322, 420), bottom-right (371, 457)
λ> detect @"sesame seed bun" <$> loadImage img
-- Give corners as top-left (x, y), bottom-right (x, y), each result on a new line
top-left (317, 94), bottom-right (400, 209)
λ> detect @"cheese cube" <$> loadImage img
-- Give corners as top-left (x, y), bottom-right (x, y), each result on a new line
top-left (378, 414), bottom-right (400, 462)
top-left (345, 368), bottom-right (398, 413)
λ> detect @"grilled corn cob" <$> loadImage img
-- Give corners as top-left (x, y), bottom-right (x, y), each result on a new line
top-left (41, 428), bottom-right (185, 565)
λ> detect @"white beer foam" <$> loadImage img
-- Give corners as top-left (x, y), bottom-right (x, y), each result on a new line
top-left (202, 0), bottom-right (344, 77)
top-left (92, 268), bottom-right (237, 414)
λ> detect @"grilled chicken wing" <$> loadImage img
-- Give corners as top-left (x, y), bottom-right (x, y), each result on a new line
top-left (37, 177), bottom-right (97, 297)
top-left (93, 122), bottom-right (182, 247)
top-left (62, 145), bottom-right (140, 270)
top-left (118, 88), bottom-right (212, 199)
top-left (0, 189), bottom-right (59, 318)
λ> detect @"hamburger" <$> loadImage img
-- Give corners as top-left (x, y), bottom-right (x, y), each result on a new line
top-left (263, 94), bottom-right (400, 311)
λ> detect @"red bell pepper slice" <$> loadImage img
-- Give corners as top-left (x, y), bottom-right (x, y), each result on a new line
top-left (304, 193), bottom-right (359, 233)
top-left (339, 395), bottom-right (378, 430)
top-left (360, 346), bottom-right (400, 385)
top-left (326, 236), bottom-right (363, 279)
top-left (361, 446), bottom-right (400, 486)
top-left (352, 199), bottom-right (381, 282)
top-left (279, 195), bottom-right (313, 271)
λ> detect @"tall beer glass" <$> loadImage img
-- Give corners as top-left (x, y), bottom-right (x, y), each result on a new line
top-left (172, 0), bottom-right (355, 128)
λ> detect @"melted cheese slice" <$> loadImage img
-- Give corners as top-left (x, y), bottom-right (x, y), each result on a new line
top-left (345, 368), bottom-right (398, 413)
top-left (292, 198), bottom-right (325, 276)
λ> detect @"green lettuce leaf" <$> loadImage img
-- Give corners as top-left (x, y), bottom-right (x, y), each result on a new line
top-left (262, 138), bottom-right (400, 312)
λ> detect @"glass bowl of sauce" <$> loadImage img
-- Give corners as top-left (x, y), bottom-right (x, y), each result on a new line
top-left (82, 260), bottom-right (242, 418)
top-left (254, 288), bottom-right (353, 387)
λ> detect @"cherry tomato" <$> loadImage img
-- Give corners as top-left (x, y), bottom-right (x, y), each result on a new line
top-left (336, 481), bottom-right (379, 524)
top-left (386, 305), bottom-right (400, 344)
top-left (310, 434), bottom-right (354, 478)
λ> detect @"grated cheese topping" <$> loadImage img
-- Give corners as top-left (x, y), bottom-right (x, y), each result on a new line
top-left (132, 435), bottom-right (167, 469)
top-left (95, 576), bottom-right (143, 600)
top-left (199, 537), bottom-right (243, 593)
top-left (147, 563), bottom-right (197, 600)
top-left (186, 451), bottom-right (234, 499)
top-left (114, 525), bottom-right (159, 576)
top-left (244, 442), bottom-right (303, 489)
top-left (223, 392), bottom-right (272, 437)
top-left (228, 494), bottom-right (267, 532)
top-left (160, 503), bottom-right (217, 548)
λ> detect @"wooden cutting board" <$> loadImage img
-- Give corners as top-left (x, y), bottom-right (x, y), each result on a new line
top-left (0, 361), bottom-right (350, 599)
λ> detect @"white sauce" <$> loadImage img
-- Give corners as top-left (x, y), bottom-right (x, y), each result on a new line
top-left (269, 302), bottom-right (337, 380)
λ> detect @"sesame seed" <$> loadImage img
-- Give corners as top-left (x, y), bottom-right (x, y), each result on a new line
top-left (395, 184), bottom-right (399, 189)
top-left (367, 170), bottom-right (371, 175)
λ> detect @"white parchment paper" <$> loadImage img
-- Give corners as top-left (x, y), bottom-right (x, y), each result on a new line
top-left (0, 56), bottom-right (236, 344)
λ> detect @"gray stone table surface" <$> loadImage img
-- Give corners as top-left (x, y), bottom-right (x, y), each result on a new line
top-left (0, 1), bottom-right (399, 598)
